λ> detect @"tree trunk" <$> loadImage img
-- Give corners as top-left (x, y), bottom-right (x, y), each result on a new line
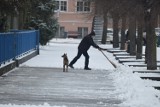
top-left (128, 15), bottom-right (136, 55)
top-left (145, 10), bottom-right (157, 70)
top-left (120, 15), bottom-right (126, 50)
top-left (10, 14), bottom-right (14, 29)
top-left (101, 14), bottom-right (108, 44)
top-left (113, 15), bottom-right (119, 48)
top-left (18, 11), bottom-right (24, 29)
top-left (136, 19), bottom-right (143, 59)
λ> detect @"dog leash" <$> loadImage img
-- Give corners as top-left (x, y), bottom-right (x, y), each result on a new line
top-left (99, 50), bottom-right (117, 68)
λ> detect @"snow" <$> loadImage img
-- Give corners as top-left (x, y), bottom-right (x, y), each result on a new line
top-left (111, 66), bottom-right (160, 107)
top-left (0, 103), bottom-right (66, 107)
top-left (22, 38), bottom-right (115, 70)
top-left (1, 38), bottom-right (160, 107)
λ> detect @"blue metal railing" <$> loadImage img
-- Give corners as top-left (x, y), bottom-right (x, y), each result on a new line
top-left (0, 30), bottom-right (39, 66)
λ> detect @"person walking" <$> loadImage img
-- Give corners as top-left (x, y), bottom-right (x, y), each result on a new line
top-left (69, 31), bottom-right (104, 70)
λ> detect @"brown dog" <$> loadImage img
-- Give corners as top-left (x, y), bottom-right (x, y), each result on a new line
top-left (61, 53), bottom-right (69, 72)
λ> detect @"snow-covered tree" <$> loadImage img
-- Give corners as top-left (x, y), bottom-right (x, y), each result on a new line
top-left (26, 0), bottom-right (58, 45)
top-left (0, 0), bottom-right (58, 45)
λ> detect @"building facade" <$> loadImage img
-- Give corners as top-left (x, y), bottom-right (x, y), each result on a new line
top-left (54, 0), bottom-right (95, 38)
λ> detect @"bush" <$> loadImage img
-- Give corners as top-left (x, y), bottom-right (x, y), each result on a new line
top-left (25, 17), bottom-right (58, 45)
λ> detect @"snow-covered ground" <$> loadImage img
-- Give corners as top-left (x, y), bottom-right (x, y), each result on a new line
top-left (1, 38), bottom-right (160, 107)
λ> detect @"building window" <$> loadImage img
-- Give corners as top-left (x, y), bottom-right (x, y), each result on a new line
top-left (56, 26), bottom-right (65, 38)
top-left (59, 27), bottom-right (65, 38)
top-left (77, 1), bottom-right (90, 12)
top-left (55, 0), bottom-right (67, 11)
top-left (78, 27), bottom-right (88, 38)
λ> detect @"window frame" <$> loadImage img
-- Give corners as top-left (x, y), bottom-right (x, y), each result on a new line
top-left (76, 1), bottom-right (91, 12)
top-left (55, 0), bottom-right (67, 12)
top-left (78, 27), bottom-right (88, 38)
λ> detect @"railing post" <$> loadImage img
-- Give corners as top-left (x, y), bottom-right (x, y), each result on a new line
top-left (36, 30), bottom-right (40, 54)
top-left (14, 32), bottom-right (16, 60)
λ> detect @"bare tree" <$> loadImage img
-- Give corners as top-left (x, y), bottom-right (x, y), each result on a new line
top-left (118, 0), bottom-right (131, 50)
top-left (144, 0), bottom-right (160, 70)
top-left (94, 0), bottom-right (114, 44)
top-left (93, 0), bottom-right (160, 70)
top-left (136, 1), bottom-right (145, 59)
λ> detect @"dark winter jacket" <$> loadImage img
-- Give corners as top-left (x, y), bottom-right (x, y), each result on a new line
top-left (78, 34), bottom-right (99, 52)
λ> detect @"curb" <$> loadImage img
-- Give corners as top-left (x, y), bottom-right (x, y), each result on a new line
top-left (0, 50), bottom-right (39, 76)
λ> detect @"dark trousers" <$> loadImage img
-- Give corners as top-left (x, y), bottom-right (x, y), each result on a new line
top-left (69, 50), bottom-right (89, 68)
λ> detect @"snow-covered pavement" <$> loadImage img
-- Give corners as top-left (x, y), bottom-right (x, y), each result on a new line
top-left (0, 67), bottom-right (122, 107)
